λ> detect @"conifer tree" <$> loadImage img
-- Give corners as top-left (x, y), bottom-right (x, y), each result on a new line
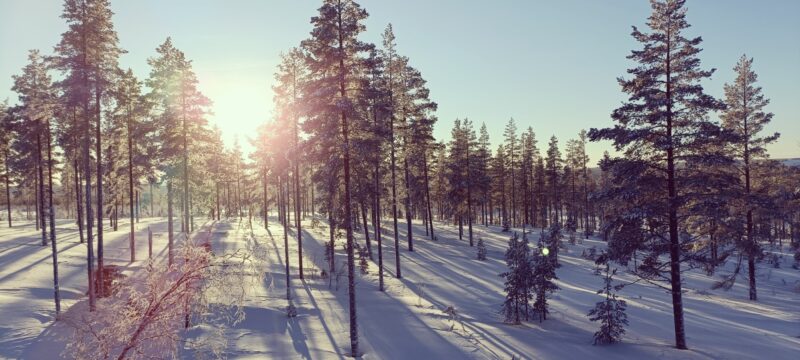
top-left (504, 119), bottom-right (519, 227)
top-left (381, 24), bottom-right (403, 276)
top-left (108, 68), bottom-right (149, 262)
top-left (301, 0), bottom-right (373, 354)
top-left (720, 55), bottom-right (779, 301)
top-left (475, 124), bottom-right (492, 226)
top-left (500, 232), bottom-right (532, 324)
top-left (545, 136), bottom-right (563, 227)
top-left (53, 0), bottom-right (125, 305)
top-left (531, 238), bottom-right (558, 322)
top-left (274, 48), bottom-right (308, 279)
top-left (588, 259), bottom-right (628, 345)
top-left (492, 144), bottom-right (509, 230)
top-left (476, 237), bottom-right (487, 261)
top-left (12, 49), bottom-right (62, 316)
top-left (589, 0), bottom-right (726, 349)
top-left (12, 50), bottom-right (55, 247)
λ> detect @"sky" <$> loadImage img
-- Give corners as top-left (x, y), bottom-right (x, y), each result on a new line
top-left (1, 0), bottom-right (799, 162)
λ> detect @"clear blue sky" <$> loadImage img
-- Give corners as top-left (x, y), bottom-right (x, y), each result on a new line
top-left (2, 0), bottom-right (798, 161)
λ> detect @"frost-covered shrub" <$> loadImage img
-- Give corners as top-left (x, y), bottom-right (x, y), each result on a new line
top-left (65, 236), bottom-right (256, 360)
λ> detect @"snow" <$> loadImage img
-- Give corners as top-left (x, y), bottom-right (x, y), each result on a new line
top-left (1, 215), bottom-right (799, 359)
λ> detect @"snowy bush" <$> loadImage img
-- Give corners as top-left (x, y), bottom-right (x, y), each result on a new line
top-left (588, 261), bottom-right (628, 345)
top-left (64, 236), bottom-right (257, 360)
top-left (443, 305), bottom-right (464, 331)
top-left (476, 237), bottom-right (487, 261)
top-left (287, 304), bottom-right (298, 318)
top-left (582, 246), bottom-right (598, 261)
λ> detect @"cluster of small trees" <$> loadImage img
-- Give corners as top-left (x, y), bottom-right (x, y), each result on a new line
top-left (500, 231), bottom-right (559, 324)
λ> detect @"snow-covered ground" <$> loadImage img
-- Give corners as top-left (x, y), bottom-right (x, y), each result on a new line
top-left (1, 215), bottom-right (799, 359)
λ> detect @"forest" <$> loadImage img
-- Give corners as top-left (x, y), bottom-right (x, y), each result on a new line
top-left (0, 0), bottom-right (798, 359)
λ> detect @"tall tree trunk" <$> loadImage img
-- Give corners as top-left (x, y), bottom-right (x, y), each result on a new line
top-left (281, 175), bottom-right (290, 300)
top-left (583, 152), bottom-right (589, 239)
top-left (95, 90), bottom-right (104, 297)
top-left (373, 157), bottom-right (384, 292)
top-left (403, 154), bottom-right (413, 252)
top-left (136, 190), bottom-right (140, 223)
top-left (37, 132), bottom-right (47, 246)
top-left (216, 182), bottom-right (221, 222)
top-left (423, 152), bottom-right (434, 240)
top-left (83, 96), bottom-right (95, 312)
top-left (337, 16), bottom-right (358, 354)
top-left (262, 168), bottom-right (267, 227)
top-left (128, 113), bottom-right (136, 262)
top-left (467, 188), bottom-right (474, 247)
top-left (74, 160), bottom-right (84, 242)
top-left (4, 150), bottom-right (11, 227)
top-left (743, 93), bottom-right (758, 302)
top-left (361, 200), bottom-right (371, 257)
top-left (167, 180), bottom-right (174, 267)
top-left (46, 120), bottom-right (61, 319)
top-left (665, 49), bottom-right (687, 350)
top-left (390, 127), bottom-right (401, 278)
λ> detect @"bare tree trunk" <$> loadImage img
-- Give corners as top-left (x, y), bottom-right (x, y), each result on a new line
top-left (127, 114), bottom-right (135, 262)
top-left (361, 200), bottom-right (371, 258)
top-left (46, 121), bottom-right (61, 319)
top-left (83, 93), bottom-right (96, 311)
top-left (262, 168), bottom-right (267, 228)
top-left (74, 160), bottom-right (84, 242)
top-left (167, 180), bottom-right (174, 267)
top-left (281, 175), bottom-right (290, 300)
top-left (37, 132), bottom-right (47, 245)
top-left (390, 119), bottom-right (401, 278)
top-left (665, 52), bottom-right (687, 349)
top-left (403, 153), bottom-right (413, 252)
top-left (4, 150), bottom-right (11, 228)
top-left (423, 151), bottom-right (434, 240)
top-left (95, 90), bottom-right (105, 298)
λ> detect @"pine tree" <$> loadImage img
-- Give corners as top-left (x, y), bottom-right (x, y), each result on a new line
top-left (500, 232), bottom-right (532, 324)
top-left (108, 68), bottom-right (150, 262)
top-left (545, 136), bottom-right (562, 227)
top-left (12, 50), bottom-right (55, 247)
top-left (531, 238), bottom-right (558, 322)
top-left (720, 55), bottom-right (779, 301)
top-left (476, 237), bottom-right (487, 261)
top-left (504, 119), bottom-right (519, 227)
top-left (0, 101), bottom-right (11, 227)
top-left (53, 0), bottom-right (125, 307)
top-left (146, 37), bottom-right (211, 235)
top-left (588, 0), bottom-right (726, 349)
top-left (301, 0), bottom-right (373, 354)
top-left (273, 47), bottom-right (308, 279)
top-left (577, 130), bottom-right (591, 238)
top-left (447, 119), bottom-right (476, 245)
top-left (588, 260), bottom-right (628, 345)
top-left (11, 49), bottom-right (62, 317)
top-left (475, 124), bottom-right (492, 226)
